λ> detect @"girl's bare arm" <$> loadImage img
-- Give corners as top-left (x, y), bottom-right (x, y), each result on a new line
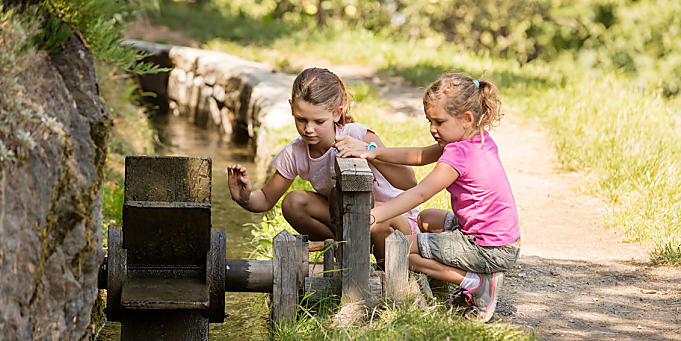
top-left (338, 143), bottom-right (444, 166)
top-left (373, 162), bottom-right (459, 224)
top-left (228, 165), bottom-right (293, 212)
top-left (363, 132), bottom-right (417, 189)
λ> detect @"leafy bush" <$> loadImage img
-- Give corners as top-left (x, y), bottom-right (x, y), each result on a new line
top-left (33, 0), bottom-right (166, 74)
top-left (198, 0), bottom-right (680, 95)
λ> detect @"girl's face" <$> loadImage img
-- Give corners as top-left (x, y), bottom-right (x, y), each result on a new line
top-left (425, 97), bottom-right (474, 146)
top-left (289, 99), bottom-right (340, 149)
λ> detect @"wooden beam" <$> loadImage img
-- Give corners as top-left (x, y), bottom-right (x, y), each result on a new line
top-left (334, 157), bottom-right (373, 304)
top-left (272, 230), bottom-right (297, 323)
top-left (323, 239), bottom-right (335, 278)
top-left (385, 230), bottom-right (409, 301)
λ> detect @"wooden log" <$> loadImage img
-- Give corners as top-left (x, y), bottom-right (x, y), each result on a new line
top-left (308, 241), bottom-right (325, 252)
top-left (334, 157), bottom-right (373, 304)
top-left (225, 260), bottom-right (273, 292)
top-left (323, 239), bottom-right (335, 278)
top-left (272, 230), bottom-right (297, 323)
top-left (385, 230), bottom-right (409, 301)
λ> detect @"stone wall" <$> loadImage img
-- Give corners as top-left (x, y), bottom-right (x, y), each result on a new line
top-left (126, 40), bottom-right (294, 170)
top-left (0, 35), bottom-right (110, 339)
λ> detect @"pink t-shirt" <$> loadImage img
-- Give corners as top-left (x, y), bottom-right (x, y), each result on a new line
top-left (438, 130), bottom-right (520, 246)
top-left (272, 123), bottom-right (418, 222)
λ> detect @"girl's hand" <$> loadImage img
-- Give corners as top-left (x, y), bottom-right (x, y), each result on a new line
top-left (336, 148), bottom-right (378, 161)
top-left (227, 164), bottom-right (252, 205)
top-left (333, 135), bottom-right (369, 153)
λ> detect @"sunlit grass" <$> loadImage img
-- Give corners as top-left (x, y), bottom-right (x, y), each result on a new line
top-left (273, 297), bottom-right (533, 341)
top-left (514, 73), bottom-right (681, 258)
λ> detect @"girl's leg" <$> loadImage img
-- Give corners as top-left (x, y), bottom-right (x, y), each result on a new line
top-left (370, 215), bottom-right (412, 268)
top-left (406, 234), bottom-right (466, 284)
top-left (417, 208), bottom-right (450, 233)
top-left (281, 190), bottom-right (334, 241)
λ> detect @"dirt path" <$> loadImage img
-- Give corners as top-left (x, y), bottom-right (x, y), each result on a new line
top-left (126, 24), bottom-right (681, 339)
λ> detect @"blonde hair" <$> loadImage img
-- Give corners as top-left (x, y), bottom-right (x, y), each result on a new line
top-left (423, 73), bottom-right (502, 135)
top-left (291, 68), bottom-right (354, 125)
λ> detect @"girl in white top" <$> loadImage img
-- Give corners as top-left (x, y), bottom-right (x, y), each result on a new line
top-left (227, 68), bottom-right (418, 265)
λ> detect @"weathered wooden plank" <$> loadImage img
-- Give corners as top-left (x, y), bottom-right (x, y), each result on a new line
top-left (334, 157), bottom-right (373, 304)
top-left (385, 230), bottom-right (409, 301)
top-left (323, 239), bottom-right (335, 278)
top-left (120, 277), bottom-right (209, 310)
top-left (123, 205), bottom-right (210, 265)
top-left (121, 310), bottom-right (208, 341)
top-left (272, 230), bottom-right (297, 323)
top-left (334, 157), bottom-right (374, 192)
top-left (295, 234), bottom-right (309, 291)
top-left (124, 156), bottom-right (211, 203)
top-left (207, 230), bottom-right (226, 322)
top-left (106, 226), bottom-right (127, 322)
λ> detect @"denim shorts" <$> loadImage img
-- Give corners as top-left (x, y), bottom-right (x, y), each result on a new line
top-left (417, 229), bottom-right (520, 274)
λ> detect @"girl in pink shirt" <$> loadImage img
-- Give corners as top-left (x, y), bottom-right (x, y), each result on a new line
top-left (227, 68), bottom-right (419, 265)
top-left (338, 73), bottom-right (520, 322)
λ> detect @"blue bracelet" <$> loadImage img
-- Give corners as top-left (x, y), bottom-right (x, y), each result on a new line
top-left (367, 142), bottom-right (378, 150)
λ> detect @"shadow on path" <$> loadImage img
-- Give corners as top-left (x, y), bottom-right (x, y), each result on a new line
top-left (499, 256), bottom-right (681, 340)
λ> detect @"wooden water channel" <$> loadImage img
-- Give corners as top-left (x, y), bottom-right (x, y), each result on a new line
top-left (97, 155), bottom-right (412, 340)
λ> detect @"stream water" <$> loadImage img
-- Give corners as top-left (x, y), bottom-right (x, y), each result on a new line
top-left (97, 113), bottom-right (271, 340)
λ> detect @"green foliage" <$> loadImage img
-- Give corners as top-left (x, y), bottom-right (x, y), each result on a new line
top-left (651, 242), bottom-right (681, 267)
top-left (173, 0), bottom-right (680, 96)
top-left (34, 0), bottom-right (166, 74)
top-left (100, 171), bottom-right (124, 249)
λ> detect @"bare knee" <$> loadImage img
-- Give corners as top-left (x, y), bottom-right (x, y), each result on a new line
top-left (281, 190), bottom-right (309, 218)
top-left (370, 222), bottom-right (394, 241)
top-left (417, 208), bottom-right (447, 233)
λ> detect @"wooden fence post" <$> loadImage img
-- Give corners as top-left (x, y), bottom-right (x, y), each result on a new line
top-left (334, 157), bottom-right (373, 304)
top-left (323, 238), bottom-right (335, 278)
top-left (272, 230), bottom-right (297, 323)
top-left (295, 234), bottom-right (309, 292)
top-left (385, 230), bottom-right (409, 301)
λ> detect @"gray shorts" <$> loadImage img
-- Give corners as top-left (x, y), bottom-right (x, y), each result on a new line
top-left (417, 228), bottom-right (520, 274)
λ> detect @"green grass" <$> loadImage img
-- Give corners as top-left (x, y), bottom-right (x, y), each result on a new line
top-left (274, 297), bottom-right (533, 341)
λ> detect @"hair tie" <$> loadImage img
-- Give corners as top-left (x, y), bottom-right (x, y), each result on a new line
top-left (473, 80), bottom-right (480, 88)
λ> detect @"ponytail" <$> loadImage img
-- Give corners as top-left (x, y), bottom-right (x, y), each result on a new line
top-left (423, 73), bottom-right (503, 133)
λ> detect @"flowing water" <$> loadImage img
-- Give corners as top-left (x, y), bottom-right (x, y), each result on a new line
top-left (97, 113), bottom-right (271, 340)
